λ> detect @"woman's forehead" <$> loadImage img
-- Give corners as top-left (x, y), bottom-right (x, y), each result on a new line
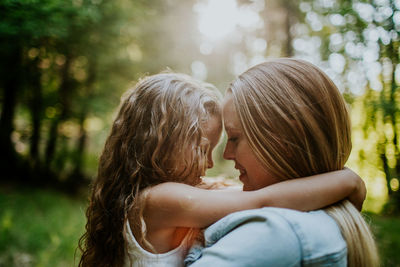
top-left (222, 101), bottom-right (241, 132)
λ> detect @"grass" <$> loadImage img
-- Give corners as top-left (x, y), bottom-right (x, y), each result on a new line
top-left (0, 186), bottom-right (86, 267)
top-left (366, 213), bottom-right (400, 267)
top-left (0, 187), bottom-right (399, 267)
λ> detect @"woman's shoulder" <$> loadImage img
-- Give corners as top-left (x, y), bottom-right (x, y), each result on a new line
top-left (203, 207), bottom-right (297, 242)
top-left (259, 207), bottom-right (347, 265)
top-left (202, 207), bottom-right (347, 265)
top-left (214, 206), bottom-right (340, 227)
top-left (210, 207), bottom-right (344, 241)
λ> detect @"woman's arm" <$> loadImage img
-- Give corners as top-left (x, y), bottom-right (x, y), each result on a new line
top-left (144, 168), bottom-right (365, 229)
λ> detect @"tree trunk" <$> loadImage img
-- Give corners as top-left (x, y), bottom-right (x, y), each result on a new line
top-left (283, 0), bottom-right (294, 57)
top-left (44, 55), bottom-right (72, 173)
top-left (28, 58), bottom-right (42, 169)
top-left (0, 44), bottom-right (23, 181)
top-left (381, 43), bottom-right (400, 214)
top-left (67, 60), bottom-right (96, 190)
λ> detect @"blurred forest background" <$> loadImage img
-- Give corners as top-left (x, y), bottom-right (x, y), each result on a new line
top-left (1, 0), bottom-right (400, 266)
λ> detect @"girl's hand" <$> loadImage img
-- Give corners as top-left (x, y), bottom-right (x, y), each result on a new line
top-left (344, 167), bottom-right (366, 211)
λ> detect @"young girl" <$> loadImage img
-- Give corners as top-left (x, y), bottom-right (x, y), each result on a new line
top-left (78, 73), bottom-right (365, 267)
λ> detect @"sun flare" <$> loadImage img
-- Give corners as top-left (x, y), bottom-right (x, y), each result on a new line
top-left (194, 0), bottom-right (262, 41)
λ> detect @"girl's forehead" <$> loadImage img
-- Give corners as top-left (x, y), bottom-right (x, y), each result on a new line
top-left (205, 115), bottom-right (222, 132)
top-left (202, 115), bottom-right (222, 142)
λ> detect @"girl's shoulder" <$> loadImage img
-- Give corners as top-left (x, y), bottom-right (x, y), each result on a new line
top-left (145, 182), bottom-right (192, 205)
top-left (124, 219), bottom-right (193, 266)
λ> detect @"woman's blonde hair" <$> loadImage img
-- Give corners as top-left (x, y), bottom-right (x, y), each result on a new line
top-left (229, 58), bottom-right (379, 267)
top-left (79, 73), bottom-right (221, 266)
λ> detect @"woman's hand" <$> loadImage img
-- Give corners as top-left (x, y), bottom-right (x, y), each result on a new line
top-left (196, 177), bottom-right (241, 190)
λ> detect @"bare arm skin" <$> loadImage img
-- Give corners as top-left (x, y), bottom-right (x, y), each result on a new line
top-left (144, 168), bottom-right (365, 230)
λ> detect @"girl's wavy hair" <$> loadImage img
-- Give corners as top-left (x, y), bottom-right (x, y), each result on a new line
top-left (229, 58), bottom-right (379, 267)
top-left (78, 73), bottom-right (221, 267)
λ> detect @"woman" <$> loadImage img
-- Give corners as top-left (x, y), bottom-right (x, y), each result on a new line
top-left (185, 58), bottom-right (379, 267)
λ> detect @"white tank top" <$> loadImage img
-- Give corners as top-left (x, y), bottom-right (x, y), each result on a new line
top-left (123, 220), bottom-right (193, 267)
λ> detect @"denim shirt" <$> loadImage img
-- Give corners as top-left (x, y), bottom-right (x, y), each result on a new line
top-left (185, 207), bottom-right (347, 267)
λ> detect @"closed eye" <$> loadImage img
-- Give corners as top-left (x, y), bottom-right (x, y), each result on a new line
top-left (228, 137), bottom-right (238, 142)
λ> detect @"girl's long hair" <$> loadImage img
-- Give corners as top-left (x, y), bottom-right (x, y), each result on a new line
top-left (230, 58), bottom-right (379, 267)
top-left (78, 73), bottom-right (220, 267)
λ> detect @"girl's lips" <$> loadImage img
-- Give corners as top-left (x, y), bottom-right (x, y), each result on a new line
top-left (235, 164), bottom-right (247, 181)
top-left (238, 168), bottom-right (246, 181)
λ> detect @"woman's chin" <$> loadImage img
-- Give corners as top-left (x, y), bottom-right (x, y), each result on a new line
top-left (240, 174), bottom-right (252, 191)
top-left (242, 183), bottom-right (254, 191)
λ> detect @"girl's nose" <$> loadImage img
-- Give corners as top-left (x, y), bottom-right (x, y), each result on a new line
top-left (223, 143), bottom-right (234, 160)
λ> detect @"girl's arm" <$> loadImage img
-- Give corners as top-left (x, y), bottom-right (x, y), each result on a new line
top-left (144, 168), bottom-right (365, 229)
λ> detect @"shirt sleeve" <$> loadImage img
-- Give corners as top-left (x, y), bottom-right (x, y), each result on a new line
top-left (188, 211), bottom-right (302, 267)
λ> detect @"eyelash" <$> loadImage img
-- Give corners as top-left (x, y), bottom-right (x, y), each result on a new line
top-left (228, 137), bottom-right (238, 143)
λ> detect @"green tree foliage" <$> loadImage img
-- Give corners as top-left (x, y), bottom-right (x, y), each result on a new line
top-left (0, 0), bottom-right (155, 190)
top-left (298, 0), bottom-right (400, 214)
